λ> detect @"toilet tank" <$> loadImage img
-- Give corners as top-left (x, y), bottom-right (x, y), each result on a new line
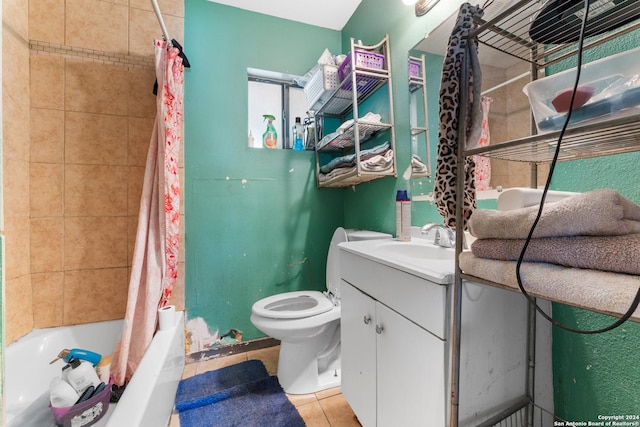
top-left (328, 229), bottom-right (392, 301)
top-left (345, 230), bottom-right (393, 241)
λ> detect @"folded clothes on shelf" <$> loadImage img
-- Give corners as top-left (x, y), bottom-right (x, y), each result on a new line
top-left (411, 155), bottom-right (430, 176)
top-left (471, 234), bottom-right (640, 275)
top-left (459, 252), bottom-right (640, 322)
top-left (318, 146), bottom-right (394, 182)
top-left (337, 112), bottom-right (382, 133)
top-left (318, 166), bottom-right (357, 182)
top-left (319, 142), bottom-right (390, 174)
top-left (360, 150), bottom-right (394, 172)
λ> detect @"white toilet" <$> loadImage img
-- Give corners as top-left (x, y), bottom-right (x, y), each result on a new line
top-left (250, 227), bottom-right (391, 394)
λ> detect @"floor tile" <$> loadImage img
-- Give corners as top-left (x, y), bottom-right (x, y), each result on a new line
top-left (181, 362), bottom-right (197, 379)
top-left (296, 400), bottom-right (331, 427)
top-left (195, 353), bottom-right (247, 375)
top-left (316, 386), bottom-right (341, 400)
top-left (319, 393), bottom-right (361, 427)
top-left (168, 411), bottom-right (180, 427)
top-left (287, 391), bottom-right (318, 407)
top-left (246, 346), bottom-right (280, 375)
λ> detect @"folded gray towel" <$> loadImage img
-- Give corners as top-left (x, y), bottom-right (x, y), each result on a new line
top-left (468, 189), bottom-right (640, 239)
top-left (459, 252), bottom-right (640, 322)
top-left (471, 234), bottom-right (640, 275)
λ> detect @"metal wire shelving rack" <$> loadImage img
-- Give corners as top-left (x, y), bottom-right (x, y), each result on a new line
top-left (450, 1), bottom-right (640, 426)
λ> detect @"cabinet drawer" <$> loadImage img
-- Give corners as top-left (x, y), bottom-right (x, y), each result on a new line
top-left (340, 250), bottom-right (448, 339)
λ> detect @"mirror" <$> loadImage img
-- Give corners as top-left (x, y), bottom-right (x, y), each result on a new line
top-left (409, 11), bottom-right (549, 199)
top-left (408, 54), bottom-right (431, 179)
top-left (407, 53), bottom-right (434, 201)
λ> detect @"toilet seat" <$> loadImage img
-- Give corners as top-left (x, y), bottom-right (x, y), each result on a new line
top-left (252, 291), bottom-right (335, 319)
top-left (252, 228), bottom-right (348, 320)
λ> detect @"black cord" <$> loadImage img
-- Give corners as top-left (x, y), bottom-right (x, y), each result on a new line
top-left (515, 0), bottom-right (640, 334)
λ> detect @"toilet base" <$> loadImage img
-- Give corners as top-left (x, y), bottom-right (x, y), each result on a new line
top-left (276, 324), bottom-right (341, 394)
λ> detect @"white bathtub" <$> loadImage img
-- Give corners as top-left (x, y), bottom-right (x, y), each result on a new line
top-left (6, 313), bottom-right (185, 427)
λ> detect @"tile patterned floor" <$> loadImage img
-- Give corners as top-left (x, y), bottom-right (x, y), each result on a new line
top-left (168, 345), bottom-right (361, 427)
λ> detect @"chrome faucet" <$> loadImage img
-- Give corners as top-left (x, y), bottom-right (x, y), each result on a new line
top-left (421, 223), bottom-right (460, 249)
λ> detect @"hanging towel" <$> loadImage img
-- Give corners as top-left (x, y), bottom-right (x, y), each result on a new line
top-left (434, 3), bottom-right (484, 229)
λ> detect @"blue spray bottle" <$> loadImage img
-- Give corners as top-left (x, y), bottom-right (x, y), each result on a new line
top-left (50, 348), bottom-right (103, 367)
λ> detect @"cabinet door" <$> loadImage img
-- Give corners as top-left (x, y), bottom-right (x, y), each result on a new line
top-left (341, 281), bottom-right (377, 427)
top-left (376, 303), bottom-right (446, 427)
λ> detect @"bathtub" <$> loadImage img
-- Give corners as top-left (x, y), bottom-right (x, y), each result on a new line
top-left (6, 312), bottom-right (185, 427)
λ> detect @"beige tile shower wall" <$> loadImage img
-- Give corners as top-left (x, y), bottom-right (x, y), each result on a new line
top-left (2, 0), bottom-right (184, 344)
top-left (4, 0), bottom-right (34, 344)
top-left (483, 61), bottom-right (548, 190)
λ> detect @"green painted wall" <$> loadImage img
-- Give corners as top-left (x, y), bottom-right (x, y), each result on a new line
top-left (343, 0), bottom-right (640, 419)
top-left (184, 0), bottom-right (344, 341)
top-left (340, 1), bottom-right (447, 234)
top-left (185, 0), bottom-right (640, 419)
top-left (545, 34), bottom-right (640, 420)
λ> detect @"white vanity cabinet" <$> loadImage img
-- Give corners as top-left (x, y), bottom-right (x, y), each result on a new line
top-left (337, 237), bottom-right (543, 426)
top-left (341, 281), bottom-right (445, 427)
top-left (339, 249), bottom-right (447, 427)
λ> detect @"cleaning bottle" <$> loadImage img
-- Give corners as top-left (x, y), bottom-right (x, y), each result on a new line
top-left (50, 348), bottom-right (103, 367)
top-left (49, 376), bottom-right (80, 408)
top-left (304, 112), bottom-right (316, 150)
top-left (65, 358), bottom-right (101, 394)
top-left (248, 130), bottom-right (255, 147)
top-left (292, 117), bottom-right (304, 150)
top-left (396, 190), bottom-right (412, 242)
top-left (262, 114), bottom-right (278, 149)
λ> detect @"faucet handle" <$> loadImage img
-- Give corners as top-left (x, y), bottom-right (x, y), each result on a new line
top-left (421, 222), bottom-right (467, 249)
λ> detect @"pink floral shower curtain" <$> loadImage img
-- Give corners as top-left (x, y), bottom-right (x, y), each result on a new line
top-left (111, 40), bottom-right (184, 386)
top-left (474, 96), bottom-right (492, 191)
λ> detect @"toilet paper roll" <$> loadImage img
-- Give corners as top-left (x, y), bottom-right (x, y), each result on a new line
top-left (158, 305), bottom-right (176, 331)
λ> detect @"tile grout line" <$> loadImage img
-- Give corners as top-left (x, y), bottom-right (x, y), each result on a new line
top-left (29, 40), bottom-right (155, 70)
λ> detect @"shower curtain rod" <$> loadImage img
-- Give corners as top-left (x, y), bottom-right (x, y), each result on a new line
top-left (481, 71), bottom-right (530, 96)
top-left (151, 0), bottom-right (172, 45)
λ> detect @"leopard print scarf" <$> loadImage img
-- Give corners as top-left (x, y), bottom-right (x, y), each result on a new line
top-left (434, 3), bottom-right (484, 230)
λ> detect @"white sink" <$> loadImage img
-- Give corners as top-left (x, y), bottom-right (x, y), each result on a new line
top-left (339, 238), bottom-right (455, 284)
top-left (373, 240), bottom-right (455, 261)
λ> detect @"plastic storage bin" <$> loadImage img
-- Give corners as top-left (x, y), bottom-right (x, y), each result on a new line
top-left (50, 379), bottom-right (112, 427)
top-left (304, 65), bottom-right (340, 110)
top-left (337, 50), bottom-right (385, 82)
top-left (409, 59), bottom-right (421, 78)
top-left (523, 46), bottom-right (640, 133)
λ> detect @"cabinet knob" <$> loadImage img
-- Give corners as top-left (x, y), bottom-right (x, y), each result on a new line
top-left (363, 315), bottom-right (372, 325)
top-left (376, 324), bottom-right (384, 334)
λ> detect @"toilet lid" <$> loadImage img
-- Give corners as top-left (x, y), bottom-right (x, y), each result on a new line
top-left (326, 227), bottom-right (348, 298)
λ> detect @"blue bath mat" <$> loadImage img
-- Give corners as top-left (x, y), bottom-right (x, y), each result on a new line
top-left (175, 360), bottom-right (305, 427)
top-left (175, 359), bottom-right (269, 411)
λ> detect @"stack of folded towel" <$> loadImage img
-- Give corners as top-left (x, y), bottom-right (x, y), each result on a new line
top-left (318, 141), bottom-right (394, 182)
top-left (468, 189), bottom-right (640, 275)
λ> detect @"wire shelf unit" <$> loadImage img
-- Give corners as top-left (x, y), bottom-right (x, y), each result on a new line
top-left (449, 1), bottom-right (640, 426)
